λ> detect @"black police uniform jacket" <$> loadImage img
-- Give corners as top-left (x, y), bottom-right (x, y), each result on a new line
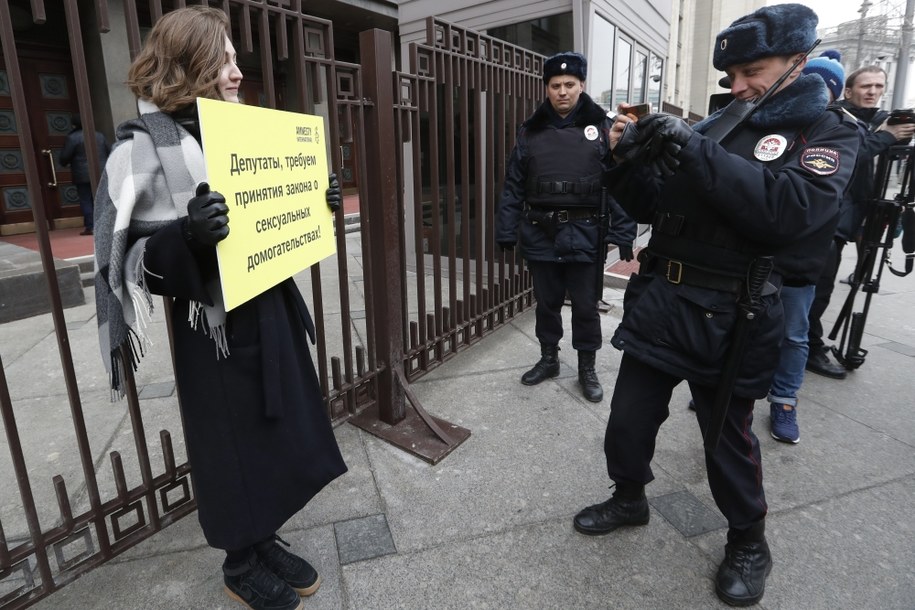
top-left (834, 101), bottom-right (895, 241)
top-left (496, 93), bottom-right (636, 262)
top-left (607, 74), bottom-right (859, 397)
top-left (137, 116), bottom-right (347, 551)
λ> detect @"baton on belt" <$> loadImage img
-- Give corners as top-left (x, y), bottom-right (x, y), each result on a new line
top-left (595, 187), bottom-right (610, 300)
top-left (704, 256), bottom-right (774, 452)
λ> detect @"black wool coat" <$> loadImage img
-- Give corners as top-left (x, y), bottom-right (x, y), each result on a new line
top-left (144, 221), bottom-right (347, 551)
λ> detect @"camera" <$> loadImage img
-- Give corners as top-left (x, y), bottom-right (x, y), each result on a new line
top-left (886, 108), bottom-right (915, 125)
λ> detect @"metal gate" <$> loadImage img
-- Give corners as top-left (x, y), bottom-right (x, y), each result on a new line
top-left (0, 2), bottom-right (542, 607)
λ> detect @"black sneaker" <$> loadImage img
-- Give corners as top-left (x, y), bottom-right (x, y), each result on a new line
top-left (255, 536), bottom-right (321, 597)
top-left (223, 555), bottom-right (303, 610)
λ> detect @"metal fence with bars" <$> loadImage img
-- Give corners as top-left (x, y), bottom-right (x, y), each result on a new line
top-left (0, 2), bottom-right (542, 607)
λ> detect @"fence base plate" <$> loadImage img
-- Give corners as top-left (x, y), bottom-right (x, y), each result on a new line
top-left (349, 404), bottom-right (471, 465)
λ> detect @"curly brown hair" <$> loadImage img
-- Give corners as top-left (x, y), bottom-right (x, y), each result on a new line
top-left (126, 6), bottom-right (230, 113)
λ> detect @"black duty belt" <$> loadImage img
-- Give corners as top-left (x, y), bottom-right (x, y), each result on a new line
top-left (527, 207), bottom-right (596, 223)
top-left (640, 253), bottom-right (744, 294)
top-left (536, 181), bottom-right (600, 195)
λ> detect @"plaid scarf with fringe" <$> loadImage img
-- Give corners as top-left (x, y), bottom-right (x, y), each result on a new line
top-left (94, 100), bottom-right (227, 397)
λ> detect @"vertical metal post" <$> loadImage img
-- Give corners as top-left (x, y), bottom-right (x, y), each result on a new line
top-left (358, 28), bottom-right (406, 424)
top-left (349, 27), bottom-right (471, 464)
top-left (892, 0), bottom-right (915, 109)
top-left (855, 1), bottom-right (873, 68)
top-left (0, 2), bottom-right (62, 593)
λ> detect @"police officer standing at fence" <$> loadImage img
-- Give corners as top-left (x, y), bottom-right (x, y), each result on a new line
top-left (572, 4), bottom-right (858, 605)
top-left (496, 52), bottom-right (636, 403)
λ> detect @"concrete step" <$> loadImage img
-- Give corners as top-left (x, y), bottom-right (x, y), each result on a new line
top-left (341, 212), bottom-right (360, 233)
top-left (0, 242), bottom-right (86, 323)
top-left (70, 255), bottom-right (95, 288)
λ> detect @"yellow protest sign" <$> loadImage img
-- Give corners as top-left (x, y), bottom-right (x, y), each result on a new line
top-left (197, 97), bottom-right (335, 310)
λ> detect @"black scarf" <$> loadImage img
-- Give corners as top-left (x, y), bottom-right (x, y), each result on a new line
top-left (837, 100), bottom-right (886, 130)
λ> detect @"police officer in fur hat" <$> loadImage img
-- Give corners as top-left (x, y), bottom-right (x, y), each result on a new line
top-left (572, 4), bottom-right (858, 606)
top-left (496, 52), bottom-right (636, 402)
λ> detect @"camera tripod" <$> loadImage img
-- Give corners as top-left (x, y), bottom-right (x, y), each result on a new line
top-left (829, 142), bottom-right (915, 369)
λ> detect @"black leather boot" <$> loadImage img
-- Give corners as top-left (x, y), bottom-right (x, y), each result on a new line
top-left (715, 520), bottom-right (772, 607)
top-left (805, 346), bottom-right (847, 379)
top-left (521, 344), bottom-right (560, 385)
top-left (577, 350), bottom-right (603, 402)
top-left (573, 482), bottom-right (649, 535)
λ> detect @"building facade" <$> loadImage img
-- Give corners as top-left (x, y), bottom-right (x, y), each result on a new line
top-left (820, 13), bottom-right (915, 109)
top-left (393, 0), bottom-right (673, 114)
top-left (678, 0), bottom-right (763, 118)
top-left (1, 0), bottom-right (693, 236)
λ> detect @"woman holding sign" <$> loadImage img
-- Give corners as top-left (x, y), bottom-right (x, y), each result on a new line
top-left (93, 7), bottom-right (346, 610)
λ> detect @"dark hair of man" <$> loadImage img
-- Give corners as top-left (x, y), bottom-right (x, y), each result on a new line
top-left (845, 65), bottom-right (887, 90)
top-left (126, 6), bottom-right (230, 113)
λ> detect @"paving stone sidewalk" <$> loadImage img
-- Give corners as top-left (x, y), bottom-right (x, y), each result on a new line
top-left (3, 237), bottom-right (912, 610)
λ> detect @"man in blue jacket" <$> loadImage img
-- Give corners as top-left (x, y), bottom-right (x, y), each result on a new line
top-left (496, 52), bottom-right (636, 403)
top-left (572, 4), bottom-right (858, 605)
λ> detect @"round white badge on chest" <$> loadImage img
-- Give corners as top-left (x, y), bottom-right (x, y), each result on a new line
top-left (754, 134), bottom-right (788, 161)
top-left (584, 125), bottom-right (599, 141)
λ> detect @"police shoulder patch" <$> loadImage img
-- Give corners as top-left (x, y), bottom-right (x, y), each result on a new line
top-left (800, 147), bottom-right (840, 176)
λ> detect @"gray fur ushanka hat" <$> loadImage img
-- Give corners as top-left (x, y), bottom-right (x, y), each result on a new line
top-left (713, 3), bottom-right (818, 71)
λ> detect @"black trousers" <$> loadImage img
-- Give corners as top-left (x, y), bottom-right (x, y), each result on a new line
top-left (808, 237), bottom-right (846, 351)
top-left (527, 260), bottom-right (601, 352)
top-left (604, 353), bottom-right (768, 530)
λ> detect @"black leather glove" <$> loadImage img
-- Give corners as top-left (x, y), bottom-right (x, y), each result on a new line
top-left (637, 114), bottom-right (693, 176)
top-left (326, 172), bottom-right (342, 213)
top-left (184, 182), bottom-right (229, 246)
top-left (651, 142), bottom-right (682, 177)
top-left (497, 241), bottom-right (515, 252)
top-left (613, 121), bottom-right (643, 163)
top-left (617, 243), bottom-right (634, 262)
top-left (637, 113), bottom-right (693, 148)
